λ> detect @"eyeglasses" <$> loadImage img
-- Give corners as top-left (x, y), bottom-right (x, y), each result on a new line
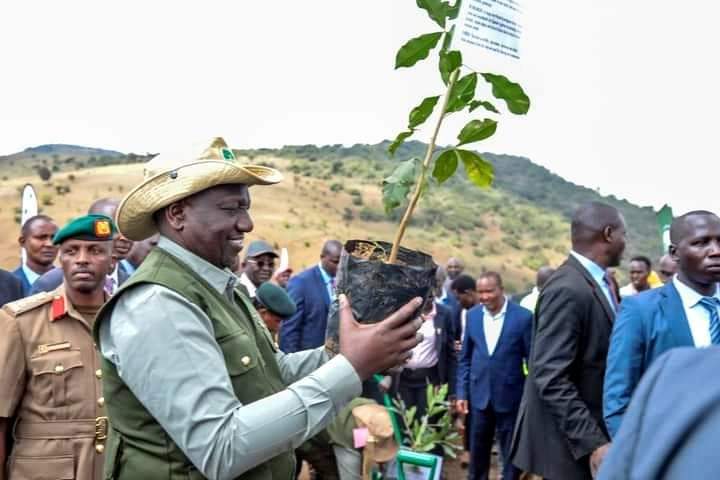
top-left (247, 259), bottom-right (276, 269)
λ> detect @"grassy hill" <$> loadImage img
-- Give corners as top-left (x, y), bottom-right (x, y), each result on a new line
top-left (0, 142), bottom-right (661, 293)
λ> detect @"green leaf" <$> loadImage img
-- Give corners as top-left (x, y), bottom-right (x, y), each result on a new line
top-left (382, 158), bottom-right (419, 212)
top-left (446, 72), bottom-right (477, 113)
top-left (416, 0), bottom-right (447, 28)
top-left (395, 32), bottom-right (443, 69)
top-left (481, 73), bottom-right (530, 114)
top-left (457, 118), bottom-right (498, 146)
top-left (469, 100), bottom-right (500, 114)
top-left (439, 50), bottom-right (461, 85)
top-left (388, 130), bottom-right (414, 156)
top-left (444, 1), bottom-right (460, 19)
top-left (433, 150), bottom-right (458, 183)
top-left (408, 96), bottom-right (440, 129)
top-left (457, 149), bottom-right (494, 187)
top-left (441, 24), bottom-right (455, 52)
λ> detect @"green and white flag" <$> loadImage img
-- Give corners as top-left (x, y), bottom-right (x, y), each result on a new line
top-left (657, 204), bottom-right (673, 254)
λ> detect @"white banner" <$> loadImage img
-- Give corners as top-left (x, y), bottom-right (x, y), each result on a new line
top-left (452, 0), bottom-right (524, 71)
top-left (20, 183), bottom-right (38, 265)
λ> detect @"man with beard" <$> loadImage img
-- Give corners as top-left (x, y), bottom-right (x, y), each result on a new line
top-left (92, 138), bottom-right (422, 479)
top-left (13, 214), bottom-right (59, 296)
top-left (604, 211), bottom-right (720, 438)
top-left (0, 214), bottom-right (115, 480)
top-left (511, 202), bottom-right (627, 480)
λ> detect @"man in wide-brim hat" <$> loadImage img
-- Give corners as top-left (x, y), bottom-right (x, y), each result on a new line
top-left (93, 137), bottom-right (423, 480)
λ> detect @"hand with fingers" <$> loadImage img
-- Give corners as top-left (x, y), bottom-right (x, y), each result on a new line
top-left (337, 294), bottom-right (424, 380)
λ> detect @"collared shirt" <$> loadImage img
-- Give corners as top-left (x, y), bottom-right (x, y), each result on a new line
top-left (406, 304), bottom-right (439, 370)
top-left (99, 236), bottom-right (361, 480)
top-left (21, 263), bottom-right (41, 286)
top-left (317, 262), bottom-right (335, 302)
top-left (483, 299), bottom-right (507, 355)
top-left (673, 276), bottom-right (720, 347)
top-left (120, 259), bottom-right (136, 276)
top-left (239, 272), bottom-right (257, 298)
top-left (570, 250), bottom-right (616, 312)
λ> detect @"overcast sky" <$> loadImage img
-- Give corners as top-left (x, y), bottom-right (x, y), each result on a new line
top-left (1, 1), bottom-right (717, 215)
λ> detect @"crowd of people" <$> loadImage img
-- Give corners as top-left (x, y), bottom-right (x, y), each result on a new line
top-left (1, 137), bottom-right (719, 480)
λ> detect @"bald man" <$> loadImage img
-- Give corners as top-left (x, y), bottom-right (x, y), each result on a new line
top-left (280, 240), bottom-right (342, 353)
top-left (520, 266), bottom-right (556, 313)
top-left (604, 210), bottom-right (720, 438)
top-left (657, 253), bottom-right (678, 284)
top-left (511, 202), bottom-right (627, 480)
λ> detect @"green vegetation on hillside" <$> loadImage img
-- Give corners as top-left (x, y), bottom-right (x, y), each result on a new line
top-left (238, 141), bottom-right (661, 261)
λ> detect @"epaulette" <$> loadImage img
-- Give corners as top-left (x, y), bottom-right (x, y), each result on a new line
top-left (2, 292), bottom-right (54, 317)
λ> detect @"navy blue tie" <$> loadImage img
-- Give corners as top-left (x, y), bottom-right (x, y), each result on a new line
top-left (698, 297), bottom-right (720, 345)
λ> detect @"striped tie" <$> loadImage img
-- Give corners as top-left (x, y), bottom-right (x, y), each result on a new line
top-left (699, 297), bottom-right (720, 345)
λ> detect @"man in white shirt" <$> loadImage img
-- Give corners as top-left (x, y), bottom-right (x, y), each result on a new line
top-left (456, 272), bottom-right (533, 480)
top-left (520, 266), bottom-right (555, 313)
top-left (619, 255), bottom-right (653, 297)
top-left (604, 210), bottom-right (720, 438)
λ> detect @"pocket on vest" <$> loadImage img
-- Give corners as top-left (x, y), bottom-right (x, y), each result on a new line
top-left (10, 454), bottom-right (75, 479)
top-left (218, 331), bottom-right (258, 376)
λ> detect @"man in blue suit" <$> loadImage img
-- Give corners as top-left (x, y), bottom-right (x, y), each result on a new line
top-left (604, 210), bottom-right (720, 437)
top-left (599, 347), bottom-right (720, 479)
top-left (457, 271), bottom-right (532, 480)
top-left (279, 240), bottom-right (342, 352)
top-left (13, 215), bottom-right (59, 296)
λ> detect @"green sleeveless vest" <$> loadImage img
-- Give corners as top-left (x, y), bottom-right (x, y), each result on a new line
top-left (93, 247), bottom-right (295, 479)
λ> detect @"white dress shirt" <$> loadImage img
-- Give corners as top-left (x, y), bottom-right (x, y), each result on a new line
top-left (483, 299), bottom-right (507, 355)
top-left (406, 305), bottom-right (439, 370)
top-left (239, 272), bottom-right (257, 298)
top-left (673, 276), bottom-right (720, 347)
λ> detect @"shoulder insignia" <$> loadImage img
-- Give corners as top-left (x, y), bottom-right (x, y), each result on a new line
top-left (2, 292), bottom-right (54, 317)
top-left (51, 295), bottom-right (67, 321)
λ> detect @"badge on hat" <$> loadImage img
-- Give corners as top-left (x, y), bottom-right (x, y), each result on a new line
top-left (94, 218), bottom-right (112, 238)
top-left (221, 147), bottom-right (236, 162)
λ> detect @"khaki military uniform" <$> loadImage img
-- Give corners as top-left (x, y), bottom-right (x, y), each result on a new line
top-left (0, 286), bottom-right (107, 480)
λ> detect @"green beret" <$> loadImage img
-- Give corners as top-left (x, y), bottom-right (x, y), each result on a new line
top-left (53, 214), bottom-right (117, 245)
top-left (255, 282), bottom-right (297, 317)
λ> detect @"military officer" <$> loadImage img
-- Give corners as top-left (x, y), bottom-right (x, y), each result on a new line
top-left (0, 214), bottom-right (116, 480)
top-left (94, 137), bottom-right (423, 480)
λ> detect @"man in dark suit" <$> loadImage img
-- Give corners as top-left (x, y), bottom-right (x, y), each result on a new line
top-left (604, 210), bottom-right (720, 437)
top-left (0, 269), bottom-right (23, 307)
top-left (456, 271), bottom-right (532, 480)
top-left (510, 202), bottom-right (627, 480)
top-left (397, 278), bottom-right (458, 420)
top-left (13, 214), bottom-right (59, 296)
top-left (280, 240), bottom-right (342, 352)
top-left (599, 347), bottom-right (720, 479)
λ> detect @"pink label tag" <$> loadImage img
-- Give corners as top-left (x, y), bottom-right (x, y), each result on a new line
top-left (353, 427), bottom-right (369, 448)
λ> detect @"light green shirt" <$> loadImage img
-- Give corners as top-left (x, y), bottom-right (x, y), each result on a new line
top-left (99, 236), bottom-right (361, 480)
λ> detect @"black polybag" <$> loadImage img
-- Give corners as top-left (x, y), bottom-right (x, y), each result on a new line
top-left (325, 239), bottom-right (437, 354)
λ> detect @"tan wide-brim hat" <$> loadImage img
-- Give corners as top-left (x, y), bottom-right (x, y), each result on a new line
top-left (352, 403), bottom-right (399, 463)
top-left (116, 137), bottom-right (282, 241)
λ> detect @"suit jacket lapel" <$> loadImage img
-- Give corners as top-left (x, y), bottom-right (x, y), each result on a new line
top-left (493, 302), bottom-right (514, 356)
top-left (314, 266), bottom-right (331, 306)
top-left (566, 256), bottom-right (615, 323)
top-left (659, 282), bottom-right (694, 346)
top-left (471, 307), bottom-right (490, 356)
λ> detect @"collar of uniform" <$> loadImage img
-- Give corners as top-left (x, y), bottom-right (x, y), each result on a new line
top-left (157, 235), bottom-right (237, 296)
top-left (49, 284), bottom-right (106, 325)
top-left (673, 275), bottom-right (720, 309)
